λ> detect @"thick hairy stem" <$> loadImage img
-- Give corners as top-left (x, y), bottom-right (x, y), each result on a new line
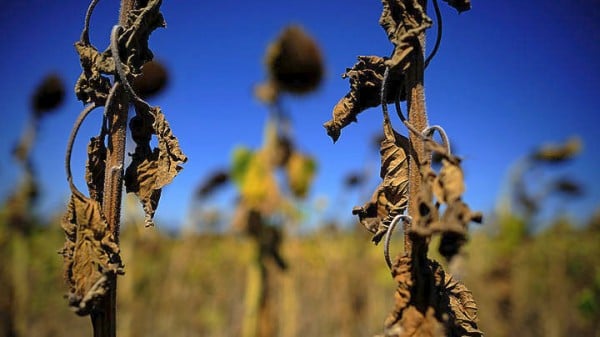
top-left (406, 1), bottom-right (429, 259)
top-left (90, 1), bottom-right (134, 336)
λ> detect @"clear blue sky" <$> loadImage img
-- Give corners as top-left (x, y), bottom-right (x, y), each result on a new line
top-left (0, 1), bottom-right (598, 230)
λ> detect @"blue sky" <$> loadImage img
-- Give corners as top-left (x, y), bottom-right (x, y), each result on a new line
top-left (0, 1), bottom-right (598, 230)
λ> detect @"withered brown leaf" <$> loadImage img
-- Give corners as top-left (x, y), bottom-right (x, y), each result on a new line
top-left (74, 42), bottom-right (114, 106)
top-left (436, 200), bottom-right (482, 261)
top-left (444, 273), bottom-right (483, 336)
top-left (432, 158), bottom-right (465, 204)
top-left (379, 0), bottom-right (432, 69)
top-left (324, 56), bottom-right (404, 142)
top-left (383, 257), bottom-right (446, 337)
top-left (119, 0), bottom-right (166, 75)
top-left (384, 307), bottom-right (445, 337)
top-left (354, 121), bottom-right (409, 243)
top-left (382, 257), bottom-right (481, 337)
top-left (385, 255), bottom-right (413, 325)
top-left (60, 192), bottom-right (123, 316)
top-left (125, 105), bottom-right (187, 227)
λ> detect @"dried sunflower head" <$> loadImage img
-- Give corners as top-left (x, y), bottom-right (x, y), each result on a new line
top-left (258, 25), bottom-right (324, 101)
top-left (132, 60), bottom-right (169, 99)
top-left (31, 73), bottom-right (65, 117)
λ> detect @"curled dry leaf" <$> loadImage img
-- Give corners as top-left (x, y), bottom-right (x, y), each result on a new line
top-left (324, 56), bottom-right (404, 142)
top-left (384, 255), bottom-right (413, 327)
top-left (379, 0), bottom-right (432, 69)
top-left (125, 106), bottom-right (187, 227)
top-left (353, 186), bottom-right (390, 242)
top-left (382, 256), bottom-right (481, 337)
top-left (433, 158), bottom-right (465, 204)
top-left (74, 0), bottom-right (164, 105)
top-left (443, 273), bottom-right (483, 336)
top-left (437, 200), bottom-right (482, 261)
top-left (118, 0), bottom-right (166, 75)
top-left (383, 307), bottom-right (445, 337)
top-left (60, 192), bottom-right (123, 316)
top-left (74, 42), bottom-right (113, 105)
top-left (353, 124), bottom-right (409, 243)
top-left (383, 257), bottom-right (446, 337)
top-left (410, 144), bottom-right (482, 258)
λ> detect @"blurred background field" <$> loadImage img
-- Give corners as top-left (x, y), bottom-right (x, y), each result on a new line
top-left (1, 204), bottom-right (599, 337)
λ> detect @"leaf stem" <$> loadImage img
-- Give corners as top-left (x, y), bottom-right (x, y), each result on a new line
top-left (80, 0), bottom-right (100, 44)
top-left (384, 215), bottom-right (413, 269)
top-left (64, 102), bottom-right (98, 199)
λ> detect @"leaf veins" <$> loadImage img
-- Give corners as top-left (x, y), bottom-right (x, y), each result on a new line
top-left (60, 192), bottom-right (123, 316)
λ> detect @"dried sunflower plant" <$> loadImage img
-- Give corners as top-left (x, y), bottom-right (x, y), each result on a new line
top-left (60, 0), bottom-right (186, 335)
top-left (324, 0), bottom-right (483, 336)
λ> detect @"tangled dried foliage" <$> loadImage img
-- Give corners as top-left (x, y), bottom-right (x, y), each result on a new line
top-left (61, 0), bottom-right (186, 315)
top-left (326, 1), bottom-right (483, 336)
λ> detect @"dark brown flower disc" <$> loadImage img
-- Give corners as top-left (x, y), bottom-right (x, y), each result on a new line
top-left (265, 25), bottom-right (324, 95)
top-left (132, 60), bottom-right (169, 99)
top-left (31, 73), bottom-right (65, 117)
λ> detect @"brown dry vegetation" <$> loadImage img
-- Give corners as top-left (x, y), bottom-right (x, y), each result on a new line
top-left (0, 209), bottom-right (599, 337)
top-left (2, 1), bottom-right (599, 336)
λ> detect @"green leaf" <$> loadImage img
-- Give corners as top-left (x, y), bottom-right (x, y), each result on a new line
top-left (231, 146), bottom-right (254, 187)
